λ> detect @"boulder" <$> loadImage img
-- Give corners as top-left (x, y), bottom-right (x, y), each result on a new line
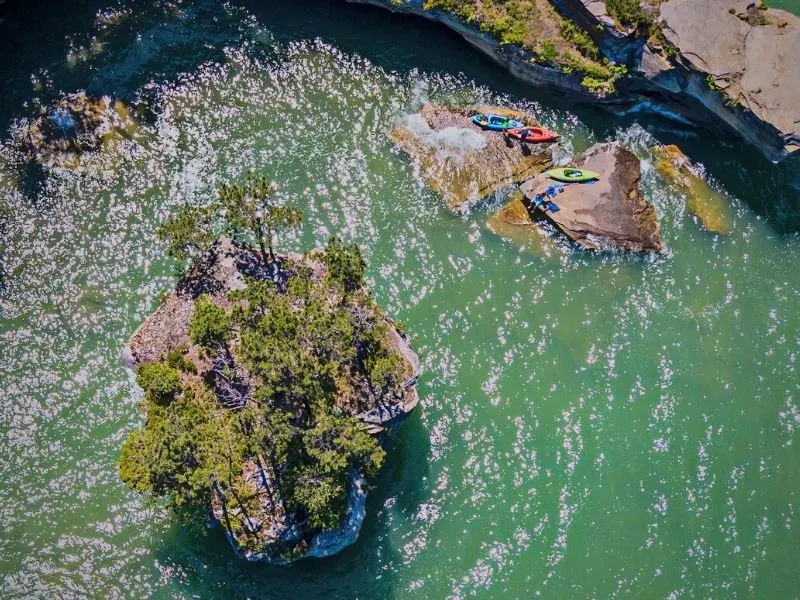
top-left (515, 142), bottom-right (665, 252)
top-left (651, 144), bottom-right (733, 235)
top-left (390, 103), bottom-right (554, 211)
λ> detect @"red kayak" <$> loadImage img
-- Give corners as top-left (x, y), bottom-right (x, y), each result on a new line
top-left (506, 127), bottom-right (560, 143)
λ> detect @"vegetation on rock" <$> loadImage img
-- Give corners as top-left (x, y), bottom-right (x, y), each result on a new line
top-left (157, 173), bottom-right (302, 272)
top-left (605, 0), bottom-right (655, 33)
top-left (422, 0), bottom-right (626, 94)
top-left (121, 176), bottom-right (414, 559)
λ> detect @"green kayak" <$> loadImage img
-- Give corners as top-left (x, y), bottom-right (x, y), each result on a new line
top-left (545, 167), bottom-right (600, 183)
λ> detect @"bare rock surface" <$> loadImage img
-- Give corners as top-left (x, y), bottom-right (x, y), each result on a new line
top-left (660, 0), bottom-right (800, 158)
top-left (515, 142), bottom-right (665, 252)
top-left (390, 103), bottom-right (554, 210)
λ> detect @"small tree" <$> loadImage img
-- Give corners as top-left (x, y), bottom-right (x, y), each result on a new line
top-left (321, 236), bottom-right (366, 296)
top-left (156, 204), bottom-right (216, 267)
top-left (367, 353), bottom-right (409, 399)
top-left (119, 385), bottom-right (237, 532)
top-left (218, 174), bottom-right (303, 267)
top-left (189, 294), bottom-right (231, 350)
top-left (136, 362), bottom-right (182, 404)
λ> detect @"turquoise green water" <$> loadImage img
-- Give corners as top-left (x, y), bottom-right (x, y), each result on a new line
top-left (1, 1), bottom-right (799, 598)
top-left (771, 0), bottom-right (800, 14)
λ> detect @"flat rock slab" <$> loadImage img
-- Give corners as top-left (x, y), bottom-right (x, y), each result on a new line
top-left (651, 144), bottom-right (733, 235)
top-left (660, 0), bottom-right (800, 155)
top-left (518, 142), bottom-right (665, 252)
top-left (390, 104), bottom-right (554, 211)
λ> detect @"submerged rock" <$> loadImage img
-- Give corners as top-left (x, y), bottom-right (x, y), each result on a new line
top-left (486, 190), bottom-right (562, 260)
top-left (516, 142), bottom-right (665, 252)
top-left (651, 144), bottom-right (733, 235)
top-left (390, 103), bottom-right (554, 211)
top-left (16, 92), bottom-right (135, 169)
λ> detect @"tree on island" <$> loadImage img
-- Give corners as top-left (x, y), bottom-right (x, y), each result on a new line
top-left (156, 203), bottom-right (216, 268)
top-left (157, 172), bottom-right (303, 273)
top-left (121, 183), bottom-right (412, 556)
top-left (218, 174), bottom-right (303, 266)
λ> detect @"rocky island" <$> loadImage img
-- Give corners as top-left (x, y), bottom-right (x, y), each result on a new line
top-left (14, 91), bottom-right (135, 169)
top-left (119, 175), bottom-right (420, 563)
top-left (518, 142), bottom-right (664, 252)
top-left (391, 104), bottom-right (553, 210)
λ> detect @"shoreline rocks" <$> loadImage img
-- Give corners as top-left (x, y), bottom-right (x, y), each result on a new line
top-left (347, 0), bottom-right (800, 163)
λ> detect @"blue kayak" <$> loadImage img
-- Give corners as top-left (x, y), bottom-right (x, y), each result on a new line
top-left (471, 113), bottom-right (524, 131)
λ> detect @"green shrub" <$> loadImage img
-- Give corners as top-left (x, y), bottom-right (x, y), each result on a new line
top-left (606, 0), bottom-right (653, 33)
top-left (562, 51), bottom-right (612, 80)
top-left (424, 0), bottom-right (477, 21)
top-left (166, 345), bottom-right (197, 374)
top-left (189, 294), bottom-right (230, 349)
top-left (136, 362), bottom-right (182, 404)
top-left (537, 40), bottom-right (558, 65)
top-left (559, 20), bottom-right (598, 59)
top-left (321, 236), bottom-right (366, 295)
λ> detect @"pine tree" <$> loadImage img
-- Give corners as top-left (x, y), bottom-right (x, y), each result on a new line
top-left (218, 174), bottom-right (303, 267)
top-left (189, 294), bottom-right (231, 350)
top-left (156, 204), bottom-right (216, 267)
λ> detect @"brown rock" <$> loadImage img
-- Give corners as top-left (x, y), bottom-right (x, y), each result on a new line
top-left (518, 142), bottom-right (665, 252)
top-left (660, 0), bottom-right (800, 159)
top-left (390, 103), bottom-right (554, 211)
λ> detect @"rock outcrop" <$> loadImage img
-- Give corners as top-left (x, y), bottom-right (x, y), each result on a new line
top-left (653, 0), bottom-right (800, 162)
top-left (390, 104), bottom-right (554, 210)
top-left (504, 142), bottom-right (665, 252)
top-left (124, 239), bottom-right (421, 564)
top-left (15, 92), bottom-right (135, 169)
top-left (651, 144), bottom-right (733, 235)
top-left (347, 0), bottom-right (800, 163)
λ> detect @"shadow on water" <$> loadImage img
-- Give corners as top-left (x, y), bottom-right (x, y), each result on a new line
top-left (150, 412), bottom-right (430, 599)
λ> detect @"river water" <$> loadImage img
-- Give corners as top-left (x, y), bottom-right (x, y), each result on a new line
top-left (1, 1), bottom-right (799, 598)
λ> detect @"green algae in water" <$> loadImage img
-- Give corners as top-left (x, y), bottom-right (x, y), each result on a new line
top-left (0, 1), bottom-right (799, 598)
